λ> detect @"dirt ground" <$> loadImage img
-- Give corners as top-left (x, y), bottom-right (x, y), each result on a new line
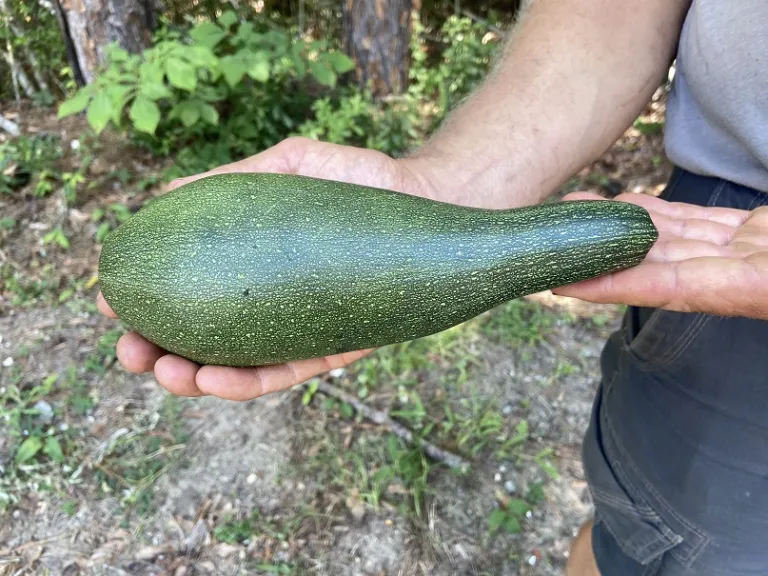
top-left (0, 92), bottom-right (671, 575)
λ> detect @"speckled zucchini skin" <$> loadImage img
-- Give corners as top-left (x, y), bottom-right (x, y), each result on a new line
top-left (98, 173), bottom-right (657, 366)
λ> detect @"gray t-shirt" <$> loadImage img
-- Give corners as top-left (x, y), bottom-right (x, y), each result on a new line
top-left (665, 1), bottom-right (768, 193)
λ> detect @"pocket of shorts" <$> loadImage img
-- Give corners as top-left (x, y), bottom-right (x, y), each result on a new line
top-left (583, 385), bottom-right (683, 565)
top-left (620, 306), bottom-right (711, 371)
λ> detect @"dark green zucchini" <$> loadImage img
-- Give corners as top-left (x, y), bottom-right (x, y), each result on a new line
top-left (98, 173), bottom-right (657, 366)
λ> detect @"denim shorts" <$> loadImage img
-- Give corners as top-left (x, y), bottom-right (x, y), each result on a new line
top-left (583, 167), bottom-right (768, 575)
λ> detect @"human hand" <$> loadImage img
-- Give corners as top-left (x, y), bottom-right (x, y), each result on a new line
top-left (97, 137), bottom-right (440, 401)
top-left (553, 191), bottom-right (768, 320)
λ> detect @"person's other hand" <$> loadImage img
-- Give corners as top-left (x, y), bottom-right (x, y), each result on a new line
top-left (97, 137), bottom-right (440, 401)
top-left (553, 192), bottom-right (768, 320)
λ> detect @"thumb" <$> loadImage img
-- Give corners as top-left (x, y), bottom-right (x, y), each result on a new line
top-left (163, 138), bottom-right (311, 193)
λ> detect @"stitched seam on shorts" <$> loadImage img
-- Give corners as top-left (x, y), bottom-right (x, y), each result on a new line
top-left (642, 559), bottom-right (661, 576)
top-left (603, 407), bottom-right (712, 566)
top-left (625, 311), bottom-right (708, 372)
top-left (590, 486), bottom-right (661, 520)
top-left (654, 313), bottom-right (713, 369)
top-left (592, 502), bottom-right (671, 568)
top-left (595, 408), bottom-right (683, 564)
top-left (707, 180), bottom-right (727, 207)
top-left (747, 191), bottom-right (768, 209)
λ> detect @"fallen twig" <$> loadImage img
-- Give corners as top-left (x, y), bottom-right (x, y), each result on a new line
top-left (314, 380), bottom-right (470, 472)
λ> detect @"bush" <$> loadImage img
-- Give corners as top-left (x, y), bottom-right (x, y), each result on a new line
top-left (58, 11), bottom-right (355, 176)
top-left (409, 15), bottom-right (502, 129)
top-left (296, 88), bottom-right (423, 157)
top-left (56, 12), bottom-right (501, 172)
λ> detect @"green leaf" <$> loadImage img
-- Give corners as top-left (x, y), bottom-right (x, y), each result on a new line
top-left (86, 92), bottom-right (113, 134)
top-left (248, 60), bottom-right (270, 82)
top-left (184, 45), bottom-right (218, 67)
top-left (196, 85), bottom-right (226, 102)
top-left (58, 91), bottom-right (90, 118)
top-left (302, 380), bottom-right (319, 406)
top-left (340, 402), bottom-right (354, 419)
top-left (16, 436), bottom-right (42, 463)
top-left (139, 61), bottom-right (164, 85)
top-left (309, 61), bottom-right (336, 87)
top-left (503, 514), bottom-right (522, 534)
top-left (488, 509), bottom-right (506, 533)
top-left (129, 96), bottom-right (161, 135)
top-left (95, 222), bottom-right (111, 243)
top-left (166, 59), bottom-right (197, 91)
top-left (59, 288), bottom-right (74, 302)
top-left (44, 437), bottom-right (65, 462)
top-left (219, 55), bottom-right (247, 88)
top-left (106, 44), bottom-right (130, 63)
top-left (506, 499), bottom-right (530, 517)
top-left (105, 84), bottom-right (134, 124)
top-left (139, 82), bottom-right (172, 100)
top-left (190, 21), bottom-right (227, 49)
top-left (218, 10), bottom-right (238, 28)
top-left (178, 102), bottom-right (200, 127)
top-left (291, 41), bottom-right (307, 78)
top-left (233, 21), bottom-right (256, 45)
top-left (199, 103), bottom-right (219, 125)
top-left (326, 52), bottom-right (355, 73)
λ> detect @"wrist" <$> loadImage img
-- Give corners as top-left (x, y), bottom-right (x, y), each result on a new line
top-left (398, 142), bottom-right (544, 210)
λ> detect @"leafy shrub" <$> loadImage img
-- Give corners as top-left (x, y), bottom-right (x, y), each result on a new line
top-left (409, 15), bottom-right (502, 128)
top-left (296, 88), bottom-right (423, 157)
top-left (58, 10), bottom-right (355, 173)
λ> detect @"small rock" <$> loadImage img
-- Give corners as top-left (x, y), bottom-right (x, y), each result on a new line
top-left (70, 139), bottom-right (81, 151)
top-left (13, 509), bottom-right (21, 519)
top-left (329, 368), bottom-right (345, 378)
top-left (494, 473), bottom-right (502, 482)
top-left (33, 401), bottom-right (53, 423)
top-left (2, 357), bottom-right (13, 367)
top-left (502, 405), bottom-right (513, 415)
top-left (528, 555), bottom-right (537, 566)
top-left (215, 543), bottom-right (241, 557)
top-left (498, 465), bottom-right (507, 473)
top-left (174, 567), bottom-right (188, 576)
top-left (135, 546), bottom-right (167, 561)
top-left (504, 480), bottom-right (517, 494)
top-left (246, 473), bottom-right (257, 484)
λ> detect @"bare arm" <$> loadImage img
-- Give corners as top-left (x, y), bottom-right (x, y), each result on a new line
top-left (407, 0), bottom-right (692, 209)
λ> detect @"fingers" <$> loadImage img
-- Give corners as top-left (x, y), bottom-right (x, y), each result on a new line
top-left (163, 138), bottom-right (311, 192)
top-left (154, 355), bottom-right (206, 397)
top-left (116, 332), bottom-right (165, 373)
top-left (553, 255), bottom-right (768, 319)
top-left (97, 292), bottom-right (118, 319)
top-left (648, 212), bottom-right (735, 246)
top-left (646, 239), bottom-right (733, 262)
top-left (195, 348), bottom-right (374, 401)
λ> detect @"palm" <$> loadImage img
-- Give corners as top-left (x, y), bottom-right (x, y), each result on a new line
top-left (97, 138), bottom-right (435, 400)
top-left (554, 191), bottom-right (768, 320)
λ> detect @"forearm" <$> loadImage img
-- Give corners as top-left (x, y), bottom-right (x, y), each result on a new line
top-left (406, 0), bottom-right (691, 209)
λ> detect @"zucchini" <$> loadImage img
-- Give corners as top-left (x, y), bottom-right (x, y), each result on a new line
top-left (98, 173), bottom-right (657, 366)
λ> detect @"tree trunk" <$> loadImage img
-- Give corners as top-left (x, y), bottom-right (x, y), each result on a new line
top-left (342, 0), bottom-right (412, 97)
top-left (55, 0), bottom-right (156, 85)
